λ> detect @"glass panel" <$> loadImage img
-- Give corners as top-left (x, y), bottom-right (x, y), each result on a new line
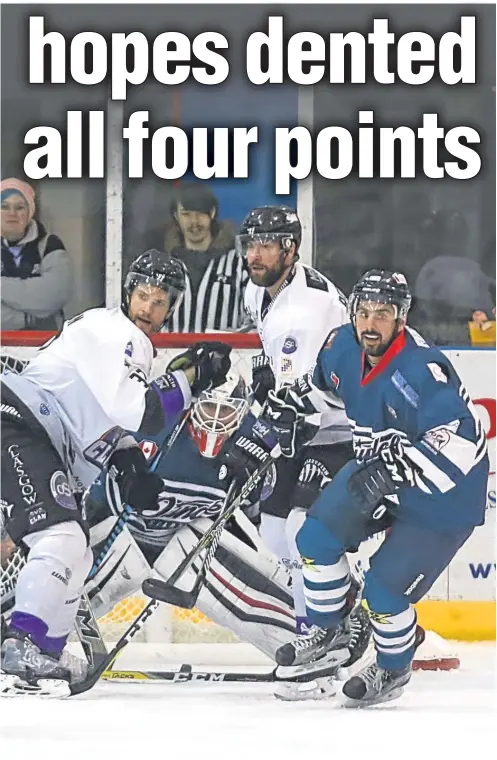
top-left (314, 84), bottom-right (495, 347)
top-left (1, 6), bottom-right (106, 329)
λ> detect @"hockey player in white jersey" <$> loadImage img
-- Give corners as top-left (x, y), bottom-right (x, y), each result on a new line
top-left (0, 248), bottom-right (231, 696)
top-left (225, 206), bottom-right (368, 699)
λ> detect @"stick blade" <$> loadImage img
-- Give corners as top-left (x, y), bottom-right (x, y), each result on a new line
top-left (142, 578), bottom-right (198, 609)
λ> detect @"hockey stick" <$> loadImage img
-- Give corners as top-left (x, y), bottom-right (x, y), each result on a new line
top-left (142, 444), bottom-right (281, 610)
top-left (102, 663), bottom-right (277, 683)
top-left (74, 411), bottom-right (191, 669)
top-left (69, 598), bottom-right (159, 696)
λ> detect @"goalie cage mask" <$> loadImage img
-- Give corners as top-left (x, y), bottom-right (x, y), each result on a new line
top-left (189, 372), bottom-right (250, 458)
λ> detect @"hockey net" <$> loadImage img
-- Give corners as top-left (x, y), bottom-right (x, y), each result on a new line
top-left (0, 331), bottom-right (262, 661)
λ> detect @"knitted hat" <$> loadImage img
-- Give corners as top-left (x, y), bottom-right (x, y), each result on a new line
top-left (1, 178), bottom-right (36, 221)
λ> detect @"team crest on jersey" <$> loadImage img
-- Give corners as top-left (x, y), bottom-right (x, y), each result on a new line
top-left (423, 421), bottom-right (459, 453)
top-left (139, 440), bottom-right (159, 460)
top-left (282, 336), bottom-right (298, 355)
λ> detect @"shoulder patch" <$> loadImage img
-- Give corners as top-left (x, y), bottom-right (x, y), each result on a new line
top-left (304, 267), bottom-right (329, 292)
top-left (427, 362), bottom-right (448, 383)
top-left (282, 336), bottom-right (298, 355)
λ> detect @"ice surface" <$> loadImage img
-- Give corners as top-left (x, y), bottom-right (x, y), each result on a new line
top-left (1, 643), bottom-right (494, 760)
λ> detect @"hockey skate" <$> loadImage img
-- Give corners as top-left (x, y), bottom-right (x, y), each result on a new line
top-left (342, 660), bottom-right (412, 707)
top-left (59, 648), bottom-right (88, 684)
top-left (275, 604), bottom-right (373, 701)
top-left (275, 615), bottom-right (352, 682)
top-left (0, 634), bottom-right (72, 697)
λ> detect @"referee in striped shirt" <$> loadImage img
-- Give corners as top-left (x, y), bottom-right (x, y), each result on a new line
top-left (162, 184), bottom-right (250, 333)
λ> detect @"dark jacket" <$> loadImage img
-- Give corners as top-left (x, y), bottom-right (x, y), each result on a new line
top-left (1, 219), bottom-right (73, 330)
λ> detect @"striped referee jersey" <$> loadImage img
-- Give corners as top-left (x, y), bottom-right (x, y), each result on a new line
top-left (164, 248), bottom-right (250, 333)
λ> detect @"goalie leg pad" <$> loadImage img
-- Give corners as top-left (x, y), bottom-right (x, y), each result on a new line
top-left (154, 517), bottom-right (296, 661)
top-left (85, 524), bottom-right (151, 619)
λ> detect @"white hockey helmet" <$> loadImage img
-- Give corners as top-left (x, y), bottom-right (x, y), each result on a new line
top-left (188, 371), bottom-right (250, 458)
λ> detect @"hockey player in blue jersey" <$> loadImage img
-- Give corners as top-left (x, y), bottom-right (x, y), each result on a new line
top-left (265, 269), bottom-right (489, 707)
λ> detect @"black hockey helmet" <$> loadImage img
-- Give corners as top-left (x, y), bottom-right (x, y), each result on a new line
top-left (236, 206), bottom-right (302, 259)
top-left (349, 269), bottom-right (412, 323)
top-left (122, 249), bottom-right (187, 328)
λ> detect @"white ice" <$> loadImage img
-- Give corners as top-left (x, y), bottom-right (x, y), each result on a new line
top-left (1, 642), bottom-right (494, 760)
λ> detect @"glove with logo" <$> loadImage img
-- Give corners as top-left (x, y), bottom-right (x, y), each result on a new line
top-left (348, 436), bottom-right (419, 511)
top-left (166, 341), bottom-right (232, 396)
top-left (263, 389), bottom-right (319, 458)
top-left (251, 352), bottom-right (275, 406)
top-left (108, 446), bottom-right (164, 514)
top-left (217, 430), bottom-right (271, 488)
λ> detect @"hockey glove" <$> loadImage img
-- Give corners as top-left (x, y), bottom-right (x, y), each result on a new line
top-left (251, 352), bottom-right (275, 406)
top-left (108, 447), bottom-right (164, 514)
top-left (217, 430), bottom-right (271, 487)
top-left (348, 437), bottom-right (418, 510)
top-left (166, 341), bottom-right (232, 396)
top-left (264, 390), bottom-right (319, 458)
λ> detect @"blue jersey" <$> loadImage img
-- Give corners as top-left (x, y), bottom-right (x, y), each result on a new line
top-left (89, 411), bottom-right (259, 552)
top-left (310, 324), bottom-right (489, 530)
top-left (129, 421), bottom-right (228, 549)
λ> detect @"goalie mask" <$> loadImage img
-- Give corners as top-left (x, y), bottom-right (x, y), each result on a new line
top-left (189, 372), bottom-right (250, 458)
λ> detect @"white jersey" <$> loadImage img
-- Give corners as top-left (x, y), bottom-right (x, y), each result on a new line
top-left (2, 307), bottom-right (189, 488)
top-left (244, 262), bottom-right (350, 444)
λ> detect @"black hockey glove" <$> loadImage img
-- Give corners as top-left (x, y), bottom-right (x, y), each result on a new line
top-left (217, 430), bottom-right (271, 487)
top-left (167, 341), bottom-right (232, 396)
top-left (263, 389), bottom-right (319, 458)
top-left (251, 352), bottom-right (275, 406)
top-left (108, 447), bottom-right (164, 514)
top-left (348, 436), bottom-right (419, 510)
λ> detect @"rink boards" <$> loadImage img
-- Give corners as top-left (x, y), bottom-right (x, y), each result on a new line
top-left (355, 349), bottom-right (496, 641)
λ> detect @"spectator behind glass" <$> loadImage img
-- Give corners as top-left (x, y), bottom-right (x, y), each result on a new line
top-left (163, 183), bottom-right (248, 333)
top-left (1, 178), bottom-right (73, 330)
top-left (412, 255), bottom-right (495, 345)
